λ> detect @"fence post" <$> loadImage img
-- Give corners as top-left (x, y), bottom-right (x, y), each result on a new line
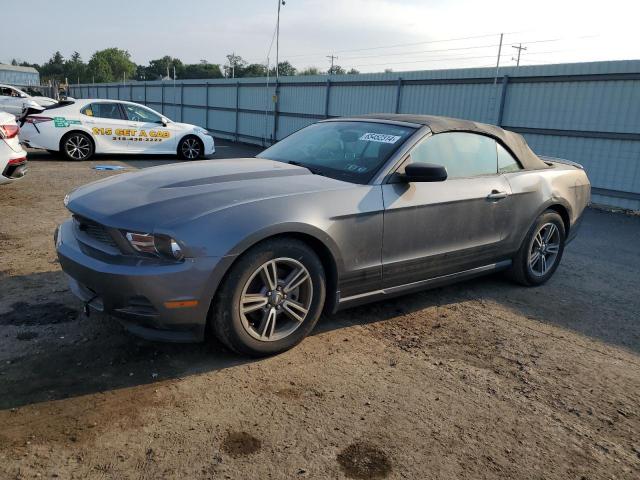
top-left (205, 81), bottom-right (210, 131)
top-left (161, 84), bottom-right (165, 115)
top-left (497, 75), bottom-right (509, 126)
top-left (272, 81), bottom-right (279, 142)
top-left (130, 83), bottom-right (133, 102)
top-left (143, 82), bottom-right (147, 105)
top-left (235, 81), bottom-right (240, 142)
top-left (324, 79), bottom-right (331, 118)
top-left (395, 77), bottom-right (403, 113)
top-left (180, 82), bottom-right (184, 122)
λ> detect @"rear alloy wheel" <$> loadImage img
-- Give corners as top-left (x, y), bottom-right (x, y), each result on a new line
top-left (211, 238), bottom-right (326, 356)
top-left (178, 136), bottom-right (203, 160)
top-left (62, 132), bottom-right (94, 161)
top-left (507, 210), bottom-right (566, 286)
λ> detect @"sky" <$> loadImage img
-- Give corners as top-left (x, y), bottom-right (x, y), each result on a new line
top-left (2, 0), bottom-right (639, 73)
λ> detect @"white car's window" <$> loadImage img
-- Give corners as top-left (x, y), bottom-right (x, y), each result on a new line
top-left (122, 104), bottom-right (162, 123)
top-left (1, 87), bottom-right (20, 97)
top-left (405, 132), bottom-right (498, 179)
top-left (82, 103), bottom-right (124, 120)
top-left (497, 143), bottom-right (523, 173)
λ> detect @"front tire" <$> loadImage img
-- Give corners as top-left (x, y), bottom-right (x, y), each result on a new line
top-left (61, 132), bottom-right (94, 161)
top-left (211, 238), bottom-right (326, 357)
top-left (178, 135), bottom-right (204, 160)
top-left (508, 210), bottom-right (566, 286)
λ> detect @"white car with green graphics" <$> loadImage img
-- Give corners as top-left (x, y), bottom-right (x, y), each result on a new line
top-left (19, 99), bottom-right (215, 161)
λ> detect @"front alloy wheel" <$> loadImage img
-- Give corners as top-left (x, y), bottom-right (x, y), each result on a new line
top-left (179, 136), bottom-right (203, 160)
top-left (240, 258), bottom-right (313, 342)
top-left (211, 238), bottom-right (326, 357)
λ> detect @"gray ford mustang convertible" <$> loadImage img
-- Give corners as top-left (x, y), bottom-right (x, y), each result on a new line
top-left (56, 114), bottom-right (591, 356)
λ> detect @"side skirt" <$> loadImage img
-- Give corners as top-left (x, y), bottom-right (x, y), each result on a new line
top-left (336, 259), bottom-right (512, 310)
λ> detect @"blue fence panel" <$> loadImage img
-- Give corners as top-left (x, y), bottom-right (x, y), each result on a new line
top-left (68, 60), bottom-right (640, 209)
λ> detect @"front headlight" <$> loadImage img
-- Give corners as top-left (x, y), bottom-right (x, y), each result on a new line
top-left (125, 232), bottom-right (184, 261)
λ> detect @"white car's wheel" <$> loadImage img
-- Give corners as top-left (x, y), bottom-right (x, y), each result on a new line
top-left (61, 132), bottom-right (94, 161)
top-left (178, 136), bottom-right (204, 160)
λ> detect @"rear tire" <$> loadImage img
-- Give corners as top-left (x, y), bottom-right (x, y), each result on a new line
top-left (507, 210), bottom-right (565, 286)
top-left (210, 238), bottom-right (326, 357)
top-left (178, 135), bottom-right (204, 160)
top-left (61, 132), bottom-right (94, 161)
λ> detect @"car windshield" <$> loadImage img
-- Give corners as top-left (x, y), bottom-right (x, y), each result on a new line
top-left (258, 121), bottom-right (416, 184)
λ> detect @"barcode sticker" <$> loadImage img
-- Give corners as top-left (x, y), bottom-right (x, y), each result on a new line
top-left (359, 133), bottom-right (401, 144)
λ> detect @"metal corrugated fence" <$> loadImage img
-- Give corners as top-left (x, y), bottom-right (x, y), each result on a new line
top-left (69, 60), bottom-right (640, 210)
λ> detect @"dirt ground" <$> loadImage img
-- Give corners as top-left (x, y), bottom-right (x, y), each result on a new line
top-left (1, 145), bottom-right (639, 480)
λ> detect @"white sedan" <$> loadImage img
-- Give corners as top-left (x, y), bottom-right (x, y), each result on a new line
top-left (20, 99), bottom-right (215, 161)
top-left (0, 111), bottom-right (27, 185)
top-left (0, 83), bottom-right (57, 116)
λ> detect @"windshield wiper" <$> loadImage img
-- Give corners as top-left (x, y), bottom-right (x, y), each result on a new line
top-left (287, 160), bottom-right (323, 175)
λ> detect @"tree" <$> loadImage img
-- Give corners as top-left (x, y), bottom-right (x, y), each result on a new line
top-left (347, 68), bottom-right (360, 74)
top-left (144, 56), bottom-right (184, 80)
top-left (224, 53), bottom-right (246, 78)
top-left (183, 61), bottom-right (223, 79)
top-left (39, 51), bottom-right (66, 82)
top-left (328, 64), bottom-right (346, 75)
top-left (242, 63), bottom-right (268, 77)
top-left (11, 59), bottom-right (18, 66)
top-left (66, 51), bottom-right (87, 84)
top-left (87, 48), bottom-right (136, 83)
top-left (299, 66), bottom-right (321, 76)
top-left (269, 61), bottom-right (296, 77)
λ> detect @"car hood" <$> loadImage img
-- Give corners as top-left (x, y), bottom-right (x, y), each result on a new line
top-left (67, 158), bottom-right (352, 231)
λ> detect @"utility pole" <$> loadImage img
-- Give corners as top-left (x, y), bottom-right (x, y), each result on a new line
top-left (275, 0), bottom-right (284, 79)
top-left (493, 33), bottom-right (503, 84)
top-left (512, 43), bottom-right (527, 67)
top-left (327, 54), bottom-right (337, 74)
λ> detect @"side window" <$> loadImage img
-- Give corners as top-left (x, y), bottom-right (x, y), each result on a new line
top-left (82, 103), bottom-right (124, 120)
top-left (0, 87), bottom-right (10, 97)
top-left (405, 132), bottom-right (498, 178)
top-left (497, 143), bottom-right (523, 173)
top-left (122, 104), bottom-right (162, 123)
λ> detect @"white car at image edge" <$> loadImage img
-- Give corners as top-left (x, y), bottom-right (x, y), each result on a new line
top-left (0, 111), bottom-right (28, 184)
top-left (0, 83), bottom-right (58, 117)
top-left (20, 99), bottom-right (215, 161)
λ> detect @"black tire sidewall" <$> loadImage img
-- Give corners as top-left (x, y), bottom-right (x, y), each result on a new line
top-left (214, 239), bottom-right (326, 356)
top-left (62, 132), bottom-right (94, 161)
top-left (522, 211), bottom-right (566, 285)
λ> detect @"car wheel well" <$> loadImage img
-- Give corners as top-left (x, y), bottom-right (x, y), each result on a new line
top-left (59, 130), bottom-right (95, 152)
top-left (546, 204), bottom-right (570, 236)
top-left (208, 233), bottom-right (339, 323)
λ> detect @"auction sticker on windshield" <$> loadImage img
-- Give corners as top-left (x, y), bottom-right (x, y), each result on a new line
top-left (359, 132), bottom-right (401, 143)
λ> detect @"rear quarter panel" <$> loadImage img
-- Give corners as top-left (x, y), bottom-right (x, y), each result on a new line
top-left (502, 165), bottom-right (590, 251)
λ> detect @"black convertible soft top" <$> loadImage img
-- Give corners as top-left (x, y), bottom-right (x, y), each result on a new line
top-left (350, 114), bottom-right (549, 171)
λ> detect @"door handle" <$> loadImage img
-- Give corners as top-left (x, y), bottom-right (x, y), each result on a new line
top-left (486, 190), bottom-right (509, 200)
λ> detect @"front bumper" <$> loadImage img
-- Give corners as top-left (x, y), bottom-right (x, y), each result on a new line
top-left (56, 219), bottom-right (231, 342)
top-left (202, 134), bottom-right (215, 156)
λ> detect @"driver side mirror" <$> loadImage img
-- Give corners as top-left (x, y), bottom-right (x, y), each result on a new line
top-left (160, 117), bottom-right (169, 126)
top-left (402, 161), bottom-right (448, 182)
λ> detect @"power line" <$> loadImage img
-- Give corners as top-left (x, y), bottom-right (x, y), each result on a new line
top-left (270, 32), bottom-right (515, 61)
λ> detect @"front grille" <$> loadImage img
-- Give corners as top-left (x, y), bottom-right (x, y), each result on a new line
top-left (74, 215), bottom-right (117, 247)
